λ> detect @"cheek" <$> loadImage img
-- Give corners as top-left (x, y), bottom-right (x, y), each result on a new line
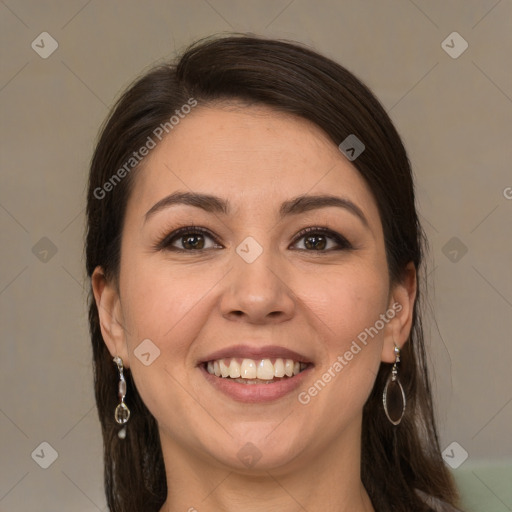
top-left (119, 263), bottom-right (220, 435)
top-left (297, 260), bottom-right (389, 349)
top-left (294, 261), bottom-right (389, 411)
top-left (120, 255), bottom-right (226, 356)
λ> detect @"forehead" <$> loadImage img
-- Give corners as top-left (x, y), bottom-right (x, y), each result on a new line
top-left (126, 104), bottom-right (379, 223)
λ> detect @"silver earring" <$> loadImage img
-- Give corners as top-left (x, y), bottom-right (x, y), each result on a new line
top-left (113, 356), bottom-right (130, 439)
top-left (382, 344), bottom-right (406, 425)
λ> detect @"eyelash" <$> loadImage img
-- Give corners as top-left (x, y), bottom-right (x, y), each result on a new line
top-left (155, 226), bottom-right (353, 252)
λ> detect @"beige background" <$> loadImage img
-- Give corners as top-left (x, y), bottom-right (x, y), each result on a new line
top-left (1, 1), bottom-right (511, 511)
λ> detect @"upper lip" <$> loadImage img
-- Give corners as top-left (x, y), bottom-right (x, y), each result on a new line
top-left (200, 344), bottom-right (312, 364)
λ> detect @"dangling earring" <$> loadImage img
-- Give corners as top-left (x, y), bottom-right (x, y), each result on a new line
top-left (382, 344), bottom-right (406, 425)
top-left (113, 356), bottom-right (130, 439)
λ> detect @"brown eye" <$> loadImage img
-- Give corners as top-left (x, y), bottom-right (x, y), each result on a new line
top-left (291, 227), bottom-right (352, 252)
top-left (304, 234), bottom-right (327, 250)
top-left (157, 227), bottom-right (222, 252)
top-left (181, 234), bottom-right (205, 250)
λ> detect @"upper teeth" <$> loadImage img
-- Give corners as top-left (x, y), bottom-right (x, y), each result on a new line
top-left (206, 358), bottom-right (307, 380)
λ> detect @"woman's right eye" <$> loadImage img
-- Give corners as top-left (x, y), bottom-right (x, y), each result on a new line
top-left (157, 227), bottom-right (223, 252)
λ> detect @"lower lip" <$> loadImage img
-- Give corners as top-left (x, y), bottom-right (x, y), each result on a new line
top-left (199, 365), bottom-right (312, 403)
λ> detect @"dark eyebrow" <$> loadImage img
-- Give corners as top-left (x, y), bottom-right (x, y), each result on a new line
top-left (280, 195), bottom-right (369, 228)
top-left (144, 191), bottom-right (229, 223)
top-left (144, 191), bottom-right (369, 229)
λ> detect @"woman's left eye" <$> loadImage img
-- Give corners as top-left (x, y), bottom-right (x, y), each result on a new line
top-left (291, 228), bottom-right (352, 251)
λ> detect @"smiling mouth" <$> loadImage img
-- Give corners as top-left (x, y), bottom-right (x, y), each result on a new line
top-left (204, 357), bottom-right (309, 384)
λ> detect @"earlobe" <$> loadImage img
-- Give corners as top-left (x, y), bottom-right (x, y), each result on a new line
top-left (382, 262), bottom-right (417, 363)
top-left (91, 266), bottom-right (130, 367)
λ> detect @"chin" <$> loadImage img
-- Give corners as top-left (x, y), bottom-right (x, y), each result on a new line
top-left (205, 427), bottom-right (307, 473)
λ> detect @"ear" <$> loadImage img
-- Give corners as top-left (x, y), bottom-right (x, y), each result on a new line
top-left (381, 262), bottom-right (417, 363)
top-left (91, 266), bottom-right (130, 367)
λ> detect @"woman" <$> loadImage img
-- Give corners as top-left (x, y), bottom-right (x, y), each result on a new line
top-left (86, 35), bottom-right (462, 511)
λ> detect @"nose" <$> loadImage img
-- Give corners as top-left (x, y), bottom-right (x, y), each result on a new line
top-left (219, 251), bottom-right (296, 325)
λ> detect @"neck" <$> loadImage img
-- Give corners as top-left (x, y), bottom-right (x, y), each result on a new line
top-left (159, 419), bottom-right (375, 512)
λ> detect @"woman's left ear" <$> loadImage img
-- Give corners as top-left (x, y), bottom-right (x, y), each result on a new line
top-left (382, 262), bottom-right (417, 363)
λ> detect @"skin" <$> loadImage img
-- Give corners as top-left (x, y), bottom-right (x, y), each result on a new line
top-left (92, 104), bottom-right (416, 512)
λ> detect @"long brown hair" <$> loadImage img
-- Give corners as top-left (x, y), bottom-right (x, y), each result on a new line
top-left (86, 35), bottom-right (462, 511)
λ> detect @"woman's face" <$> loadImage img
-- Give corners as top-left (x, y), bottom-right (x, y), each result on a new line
top-left (96, 104), bottom-right (412, 472)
